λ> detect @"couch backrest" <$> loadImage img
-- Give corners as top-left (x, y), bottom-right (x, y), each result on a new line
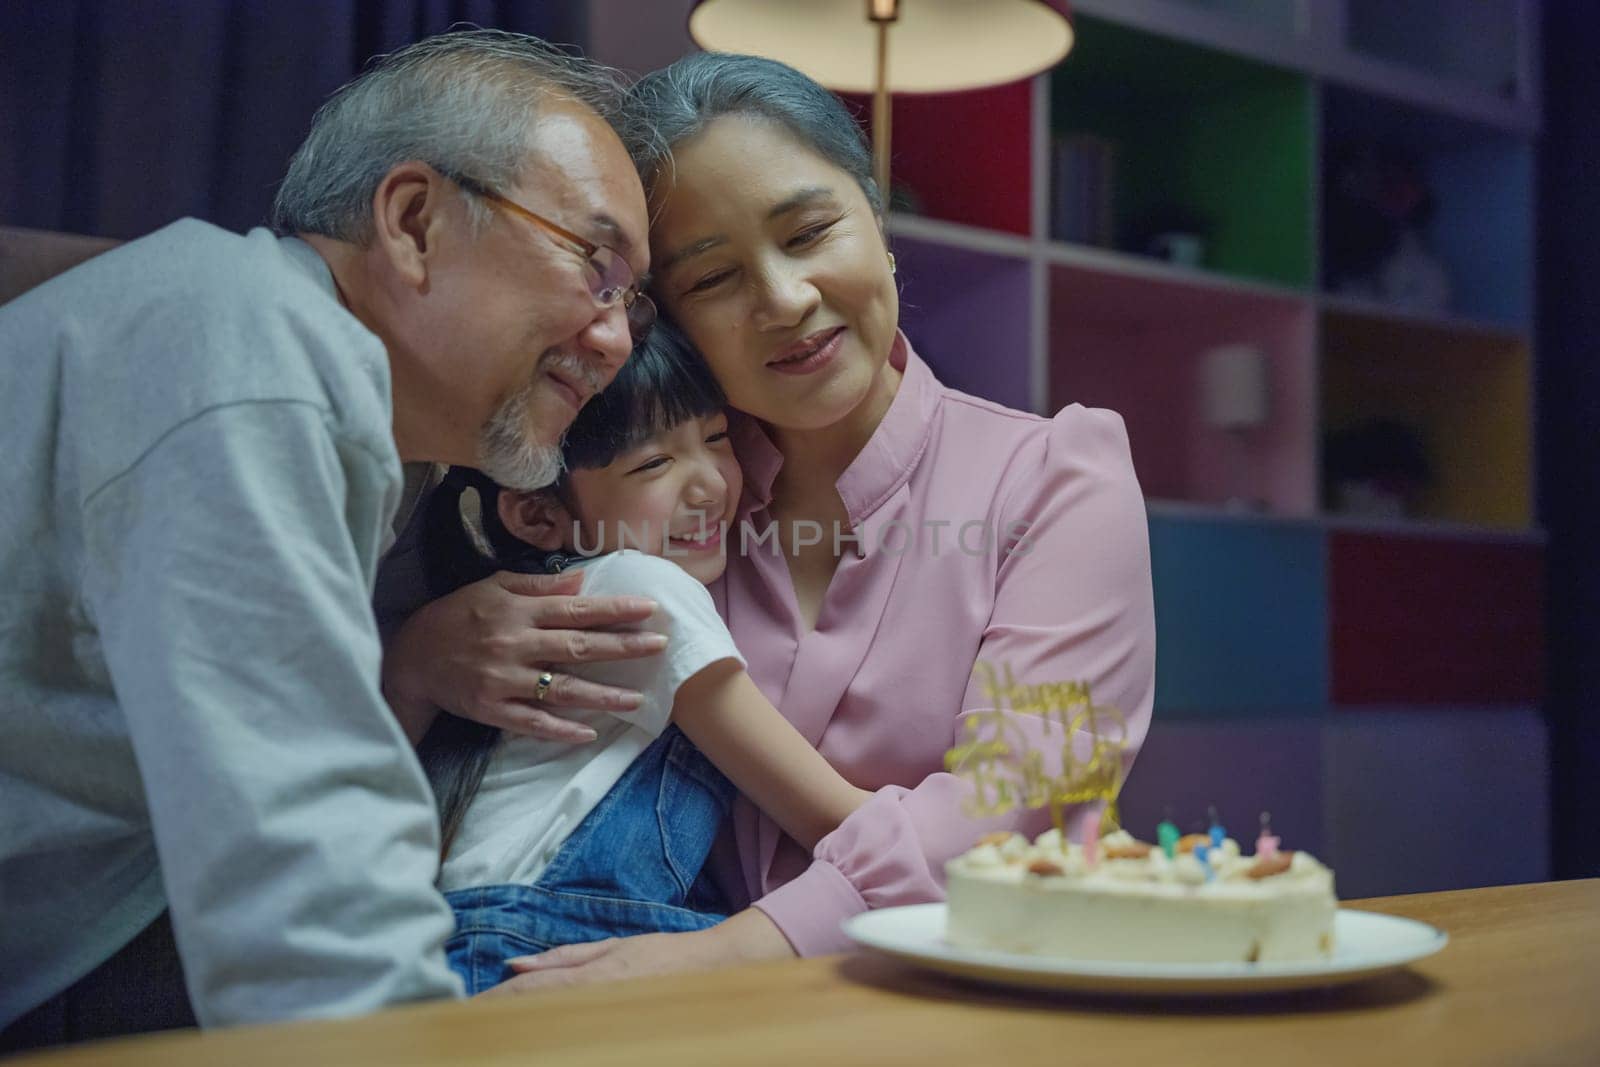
top-left (0, 226), bottom-right (122, 307)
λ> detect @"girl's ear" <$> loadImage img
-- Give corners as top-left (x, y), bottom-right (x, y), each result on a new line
top-left (497, 490), bottom-right (572, 552)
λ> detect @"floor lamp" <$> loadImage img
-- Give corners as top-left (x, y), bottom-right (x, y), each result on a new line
top-left (687, 0), bottom-right (1075, 203)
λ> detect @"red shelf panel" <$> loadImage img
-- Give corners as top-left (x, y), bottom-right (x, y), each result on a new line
top-left (1329, 532), bottom-right (1544, 705)
top-left (843, 81), bottom-right (1032, 235)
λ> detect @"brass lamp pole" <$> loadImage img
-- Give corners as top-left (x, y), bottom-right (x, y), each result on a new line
top-left (869, 0), bottom-right (899, 201)
top-left (687, 0), bottom-right (1075, 205)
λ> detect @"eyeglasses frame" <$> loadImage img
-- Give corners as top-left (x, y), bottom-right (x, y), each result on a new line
top-left (450, 172), bottom-right (655, 337)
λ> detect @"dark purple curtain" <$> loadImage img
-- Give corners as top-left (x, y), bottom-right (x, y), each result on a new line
top-left (1539, 1), bottom-right (1600, 880)
top-left (0, 0), bottom-right (586, 239)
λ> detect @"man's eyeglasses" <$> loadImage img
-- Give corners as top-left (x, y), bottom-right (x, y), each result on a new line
top-left (453, 174), bottom-right (656, 343)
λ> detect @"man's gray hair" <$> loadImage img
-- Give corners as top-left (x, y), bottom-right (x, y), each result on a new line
top-left (272, 29), bottom-right (659, 242)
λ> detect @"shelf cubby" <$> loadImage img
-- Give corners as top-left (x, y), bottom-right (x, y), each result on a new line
top-left (1320, 83), bottom-right (1535, 330)
top-left (1343, 0), bottom-right (1531, 104)
top-left (1323, 707), bottom-right (1548, 895)
top-left (1319, 308), bottom-right (1533, 529)
top-left (1148, 516), bottom-right (1328, 714)
top-left (1120, 719), bottom-right (1326, 853)
top-left (848, 82), bottom-right (1033, 236)
top-left (890, 230), bottom-right (1032, 411)
top-left (1329, 531), bottom-right (1545, 706)
top-left (1049, 262), bottom-right (1316, 516)
top-left (1048, 14), bottom-right (1314, 288)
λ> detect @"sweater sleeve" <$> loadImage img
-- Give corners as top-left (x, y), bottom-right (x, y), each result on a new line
top-left (752, 405), bottom-right (1157, 955)
top-left (80, 401), bottom-right (464, 1026)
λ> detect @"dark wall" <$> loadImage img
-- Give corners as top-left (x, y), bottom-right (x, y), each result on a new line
top-left (1538, 2), bottom-right (1600, 879)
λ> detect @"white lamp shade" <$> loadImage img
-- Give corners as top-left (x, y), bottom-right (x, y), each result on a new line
top-left (687, 0), bottom-right (1074, 94)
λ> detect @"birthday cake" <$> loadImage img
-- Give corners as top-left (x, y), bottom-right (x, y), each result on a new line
top-left (944, 826), bottom-right (1337, 963)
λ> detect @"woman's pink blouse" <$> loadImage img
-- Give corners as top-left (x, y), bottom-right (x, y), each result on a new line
top-left (710, 333), bottom-right (1156, 956)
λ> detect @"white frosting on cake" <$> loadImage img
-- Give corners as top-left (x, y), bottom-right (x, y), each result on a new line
top-left (945, 829), bottom-right (1337, 963)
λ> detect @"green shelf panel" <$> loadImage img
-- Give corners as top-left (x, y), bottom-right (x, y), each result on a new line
top-left (1049, 15), bottom-right (1314, 288)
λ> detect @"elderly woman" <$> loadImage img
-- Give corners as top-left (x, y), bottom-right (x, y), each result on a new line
top-left (393, 51), bottom-right (1156, 988)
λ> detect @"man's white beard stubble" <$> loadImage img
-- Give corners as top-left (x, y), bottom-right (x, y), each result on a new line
top-left (477, 372), bottom-right (564, 491)
top-left (477, 351), bottom-right (605, 491)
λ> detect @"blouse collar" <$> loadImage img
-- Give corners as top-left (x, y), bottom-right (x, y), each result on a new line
top-left (730, 330), bottom-right (938, 527)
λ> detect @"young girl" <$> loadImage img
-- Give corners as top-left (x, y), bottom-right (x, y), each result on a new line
top-left (412, 320), bottom-right (870, 994)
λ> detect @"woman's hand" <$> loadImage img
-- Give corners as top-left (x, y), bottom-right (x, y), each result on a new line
top-left (382, 569), bottom-right (668, 744)
top-left (484, 909), bottom-right (797, 994)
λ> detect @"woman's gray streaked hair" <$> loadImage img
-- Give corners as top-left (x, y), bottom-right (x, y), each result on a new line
top-left (629, 52), bottom-right (881, 216)
top-left (271, 29), bottom-right (661, 243)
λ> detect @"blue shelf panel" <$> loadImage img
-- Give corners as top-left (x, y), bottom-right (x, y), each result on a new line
top-left (1149, 515), bottom-right (1328, 713)
top-left (1427, 139), bottom-right (1534, 330)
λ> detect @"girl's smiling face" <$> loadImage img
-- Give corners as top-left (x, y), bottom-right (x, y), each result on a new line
top-left (559, 411), bottom-right (743, 585)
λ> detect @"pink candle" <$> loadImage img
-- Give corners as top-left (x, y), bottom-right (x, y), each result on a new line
top-left (1083, 811), bottom-right (1101, 868)
top-left (1256, 811), bottom-right (1280, 858)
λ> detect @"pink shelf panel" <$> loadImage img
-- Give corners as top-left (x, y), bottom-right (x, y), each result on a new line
top-left (1048, 264), bottom-right (1317, 516)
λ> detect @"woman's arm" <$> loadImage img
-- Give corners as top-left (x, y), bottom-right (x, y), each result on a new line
top-left (488, 907), bottom-right (794, 993)
top-left (752, 405), bottom-right (1158, 956)
top-left (672, 660), bottom-right (873, 851)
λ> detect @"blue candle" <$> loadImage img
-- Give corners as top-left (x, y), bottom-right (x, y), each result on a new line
top-left (1208, 806), bottom-right (1225, 849)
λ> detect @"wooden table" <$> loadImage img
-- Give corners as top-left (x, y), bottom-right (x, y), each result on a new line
top-left (19, 880), bottom-right (1599, 1066)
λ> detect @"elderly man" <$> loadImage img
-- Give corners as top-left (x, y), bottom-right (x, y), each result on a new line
top-left (0, 30), bottom-right (660, 1047)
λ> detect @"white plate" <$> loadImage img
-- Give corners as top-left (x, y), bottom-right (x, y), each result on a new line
top-left (842, 904), bottom-right (1447, 995)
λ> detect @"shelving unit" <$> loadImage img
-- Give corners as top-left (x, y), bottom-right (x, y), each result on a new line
top-left (583, 0), bottom-right (1549, 897)
top-left (881, 0), bottom-right (1546, 895)
top-left (886, 5), bottom-right (1541, 533)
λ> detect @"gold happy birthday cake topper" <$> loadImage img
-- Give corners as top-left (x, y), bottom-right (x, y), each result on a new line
top-left (943, 661), bottom-right (1129, 833)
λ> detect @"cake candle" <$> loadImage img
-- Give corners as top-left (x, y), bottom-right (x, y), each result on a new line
top-left (1256, 811), bottom-right (1280, 859)
top-left (1208, 805), bottom-right (1226, 849)
top-left (1083, 809), bottom-right (1101, 868)
top-left (1157, 817), bottom-right (1179, 859)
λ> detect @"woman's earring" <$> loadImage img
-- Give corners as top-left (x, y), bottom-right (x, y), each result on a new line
top-left (887, 252), bottom-right (897, 275)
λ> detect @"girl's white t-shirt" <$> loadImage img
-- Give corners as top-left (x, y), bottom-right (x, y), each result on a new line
top-left (437, 550), bottom-right (743, 892)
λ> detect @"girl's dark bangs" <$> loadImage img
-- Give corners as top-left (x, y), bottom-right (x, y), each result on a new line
top-left (561, 321), bottom-right (725, 470)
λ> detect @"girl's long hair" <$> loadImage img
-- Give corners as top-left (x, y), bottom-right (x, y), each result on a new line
top-left (416, 319), bottom-right (725, 858)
